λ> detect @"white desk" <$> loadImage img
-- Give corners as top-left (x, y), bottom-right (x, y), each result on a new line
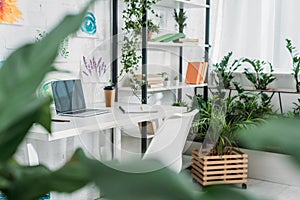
top-left (27, 103), bottom-right (186, 159)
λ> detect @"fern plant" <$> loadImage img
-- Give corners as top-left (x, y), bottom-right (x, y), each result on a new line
top-left (213, 52), bottom-right (241, 89)
top-left (286, 39), bottom-right (300, 92)
top-left (243, 58), bottom-right (276, 90)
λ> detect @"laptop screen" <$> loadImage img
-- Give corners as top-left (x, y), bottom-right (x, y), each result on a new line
top-left (51, 79), bottom-right (86, 113)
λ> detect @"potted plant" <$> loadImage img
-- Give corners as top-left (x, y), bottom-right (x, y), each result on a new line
top-left (285, 39), bottom-right (300, 92)
top-left (173, 9), bottom-right (187, 34)
top-left (242, 58), bottom-right (276, 90)
top-left (213, 52), bottom-right (242, 89)
top-left (159, 72), bottom-right (170, 86)
top-left (147, 20), bottom-right (159, 41)
top-left (191, 97), bottom-right (249, 188)
top-left (173, 75), bottom-right (179, 85)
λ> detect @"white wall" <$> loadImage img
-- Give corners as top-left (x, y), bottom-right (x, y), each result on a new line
top-left (2, 1), bottom-right (111, 199)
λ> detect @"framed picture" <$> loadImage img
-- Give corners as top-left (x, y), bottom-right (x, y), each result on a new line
top-left (77, 6), bottom-right (98, 38)
top-left (0, 0), bottom-right (26, 25)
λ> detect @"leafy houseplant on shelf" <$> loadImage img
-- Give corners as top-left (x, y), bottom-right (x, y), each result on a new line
top-left (286, 38), bottom-right (300, 92)
top-left (213, 51), bottom-right (242, 89)
top-left (242, 58), bottom-right (276, 90)
top-left (173, 9), bottom-right (187, 34)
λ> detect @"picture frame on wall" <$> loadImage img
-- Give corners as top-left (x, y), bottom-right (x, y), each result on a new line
top-left (76, 5), bottom-right (98, 39)
top-left (0, 0), bottom-right (27, 26)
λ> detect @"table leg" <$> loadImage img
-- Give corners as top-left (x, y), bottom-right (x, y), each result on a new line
top-left (278, 92), bottom-right (283, 114)
top-left (141, 121), bottom-right (148, 155)
top-left (111, 128), bottom-right (121, 160)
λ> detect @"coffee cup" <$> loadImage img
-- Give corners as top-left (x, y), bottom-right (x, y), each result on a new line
top-left (104, 86), bottom-right (115, 107)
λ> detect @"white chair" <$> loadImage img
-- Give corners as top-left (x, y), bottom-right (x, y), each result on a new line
top-left (143, 109), bottom-right (198, 173)
top-left (27, 143), bottom-right (39, 166)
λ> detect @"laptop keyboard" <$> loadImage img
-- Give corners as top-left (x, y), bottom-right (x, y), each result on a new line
top-left (62, 109), bottom-right (109, 116)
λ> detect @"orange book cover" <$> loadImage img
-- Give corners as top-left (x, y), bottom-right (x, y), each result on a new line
top-left (185, 62), bottom-right (207, 84)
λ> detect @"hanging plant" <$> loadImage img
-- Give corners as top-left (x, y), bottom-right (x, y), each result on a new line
top-left (120, 0), bottom-right (160, 77)
top-left (120, 0), bottom-right (160, 101)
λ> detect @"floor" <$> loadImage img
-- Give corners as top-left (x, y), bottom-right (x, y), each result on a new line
top-left (244, 179), bottom-right (300, 200)
top-left (97, 178), bottom-right (300, 200)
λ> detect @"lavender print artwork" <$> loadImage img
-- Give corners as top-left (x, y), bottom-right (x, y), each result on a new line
top-left (82, 56), bottom-right (107, 82)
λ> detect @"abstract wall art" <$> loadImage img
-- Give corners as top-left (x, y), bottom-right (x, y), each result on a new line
top-left (0, 0), bottom-right (23, 24)
top-left (77, 10), bottom-right (97, 38)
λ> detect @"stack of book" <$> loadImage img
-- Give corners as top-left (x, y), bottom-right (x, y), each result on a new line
top-left (185, 62), bottom-right (208, 84)
top-left (134, 74), bottom-right (164, 88)
top-left (177, 38), bottom-right (199, 44)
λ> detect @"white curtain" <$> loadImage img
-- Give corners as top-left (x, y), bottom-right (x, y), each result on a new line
top-left (211, 0), bottom-right (300, 71)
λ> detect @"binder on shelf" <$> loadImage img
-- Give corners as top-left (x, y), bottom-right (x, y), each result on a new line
top-left (161, 33), bottom-right (185, 42)
top-left (185, 62), bottom-right (208, 84)
top-left (151, 34), bottom-right (175, 42)
top-left (151, 33), bottom-right (185, 43)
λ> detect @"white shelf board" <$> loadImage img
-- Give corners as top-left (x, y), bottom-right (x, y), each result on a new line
top-left (119, 83), bottom-right (207, 93)
top-left (156, 0), bottom-right (209, 9)
top-left (148, 41), bottom-right (209, 48)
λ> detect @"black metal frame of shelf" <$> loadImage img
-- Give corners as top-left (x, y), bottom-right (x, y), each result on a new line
top-left (112, 0), bottom-right (118, 101)
top-left (141, 0), bottom-right (148, 154)
top-left (112, 0), bottom-right (211, 155)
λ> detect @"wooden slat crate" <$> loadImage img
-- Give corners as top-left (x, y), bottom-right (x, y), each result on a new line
top-left (191, 148), bottom-right (248, 186)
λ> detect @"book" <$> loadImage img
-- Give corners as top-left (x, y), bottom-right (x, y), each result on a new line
top-left (119, 105), bottom-right (158, 113)
top-left (185, 62), bottom-right (208, 84)
top-left (133, 74), bottom-right (164, 88)
top-left (178, 38), bottom-right (199, 44)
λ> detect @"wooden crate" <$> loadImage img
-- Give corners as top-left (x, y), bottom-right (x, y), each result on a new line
top-left (191, 148), bottom-right (248, 186)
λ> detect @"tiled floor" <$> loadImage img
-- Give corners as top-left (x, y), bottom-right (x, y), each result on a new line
top-left (244, 179), bottom-right (300, 200)
top-left (98, 179), bottom-right (300, 200)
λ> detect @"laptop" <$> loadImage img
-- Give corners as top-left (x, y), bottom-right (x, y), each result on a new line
top-left (51, 79), bottom-right (109, 117)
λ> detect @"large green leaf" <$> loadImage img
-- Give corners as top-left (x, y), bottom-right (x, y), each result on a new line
top-left (239, 118), bottom-right (300, 166)
top-left (0, 97), bottom-right (51, 162)
top-left (7, 148), bottom-right (261, 200)
top-left (0, 0), bottom-right (95, 162)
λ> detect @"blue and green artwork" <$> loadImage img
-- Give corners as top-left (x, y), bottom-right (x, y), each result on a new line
top-left (80, 11), bottom-right (97, 35)
top-left (0, 60), bottom-right (4, 69)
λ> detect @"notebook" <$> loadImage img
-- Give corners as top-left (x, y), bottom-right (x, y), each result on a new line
top-left (51, 79), bottom-right (109, 117)
top-left (119, 105), bottom-right (158, 113)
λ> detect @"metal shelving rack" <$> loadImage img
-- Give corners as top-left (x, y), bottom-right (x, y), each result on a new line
top-left (112, 0), bottom-right (210, 154)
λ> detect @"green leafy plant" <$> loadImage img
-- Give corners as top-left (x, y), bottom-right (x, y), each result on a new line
top-left (120, 0), bottom-right (159, 76)
top-left (243, 58), bottom-right (276, 90)
top-left (172, 101), bottom-right (188, 107)
top-left (292, 98), bottom-right (300, 117)
top-left (286, 38), bottom-right (300, 92)
top-left (159, 71), bottom-right (169, 81)
top-left (228, 82), bottom-right (274, 120)
top-left (3, 1), bottom-right (300, 199)
top-left (0, 3), bottom-right (262, 197)
top-left (213, 52), bottom-right (241, 89)
top-left (173, 9), bottom-right (187, 33)
top-left (35, 30), bottom-right (70, 59)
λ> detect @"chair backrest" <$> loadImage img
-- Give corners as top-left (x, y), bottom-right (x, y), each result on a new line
top-left (27, 143), bottom-right (39, 166)
top-left (143, 109), bottom-right (198, 173)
